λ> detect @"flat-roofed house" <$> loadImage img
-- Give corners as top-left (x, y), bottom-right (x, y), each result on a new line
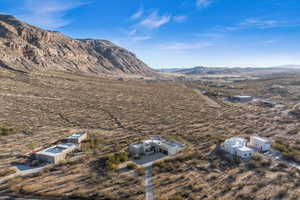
top-left (249, 136), bottom-right (272, 152)
top-left (129, 137), bottom-right (184, 157)
top-left (67, 132), bottom-right (87, 144)
top-left (35, 143), bottom-right (78, 164)
top-left (229, 96), bottom-right (253, 103)
top-left (221, 137), bottom-right (254, 158)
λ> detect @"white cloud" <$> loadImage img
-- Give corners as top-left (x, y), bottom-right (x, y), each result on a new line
top-left (130, 8), bottom-right (144, 20)
top-left (138, 11), bottom-right (171, 29)
top-left (173, 15), bottom-right (188, 23)
top-left (18, 0), bottom-right (89, 29)
top-left (161, 42), bottom-right (213, 51)
top-left (196, 0), bottom-right (213, 8)
top-left (216, 18), bottom-right (300, 32)
top-left (240, 19), bottom-right (279, 28)
top-left (261, 39), bottom-right (277, 44)
top-left (132, 36), bottom-right (152, 41)
top-left (121, 28), bottom-right (137, 36)
top-left (195, 33), bottom-right (224, 38)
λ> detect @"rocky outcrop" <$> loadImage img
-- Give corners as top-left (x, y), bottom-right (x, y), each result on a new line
top-left (0, 14), bottom-right (156, 76)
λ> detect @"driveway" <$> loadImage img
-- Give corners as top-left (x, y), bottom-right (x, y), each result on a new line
top-left (145, 165), bottom-right (155, 200)
top-left (263, 150), bottom-right (300, 170)
top-left (132, 153), bottom-right (167, 167)
top-left (13, 163), bottom-right (50, 176)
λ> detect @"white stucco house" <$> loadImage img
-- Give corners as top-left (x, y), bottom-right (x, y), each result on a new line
top-left (129, 137), bottom-right (184, 157)
top-left (221, 137), bottom-right (254, 158)
top-left (249, 136), bottom-right (272, 152)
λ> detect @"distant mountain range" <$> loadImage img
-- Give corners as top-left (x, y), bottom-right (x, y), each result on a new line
top-left (158, 65), bottom-right (300, 75)
top-left (0, 14), bottom-right (156, 76)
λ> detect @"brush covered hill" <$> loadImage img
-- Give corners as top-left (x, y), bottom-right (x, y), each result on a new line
top-left (0, 14), bottom-right (156, 76)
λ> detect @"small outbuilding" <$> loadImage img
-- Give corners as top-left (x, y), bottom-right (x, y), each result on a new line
top-left (228, 96), bottom-right (253, 103)
top-left (67, 132), bottom-right (87, 144)
top-left (249, 136), bottom-right (272, 152)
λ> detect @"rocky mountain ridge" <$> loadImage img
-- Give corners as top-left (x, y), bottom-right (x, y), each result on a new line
top-left (0, 14), bottom-right (156, 76)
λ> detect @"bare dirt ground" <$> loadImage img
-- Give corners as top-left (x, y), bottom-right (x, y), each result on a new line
top-left (0, 69), bottom-right (300, 199)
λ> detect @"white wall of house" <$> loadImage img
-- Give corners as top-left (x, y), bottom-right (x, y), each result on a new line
top-left (236, 147), bottom-right (254, 158)
top-left (249, 136), bottom-right (271, 152)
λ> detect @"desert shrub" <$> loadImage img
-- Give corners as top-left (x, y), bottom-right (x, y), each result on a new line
top-left (0, 125), bottom-right (14, 136)
top-left (82, 134), bottom-right (102, 153)
top-left (169, 195), bottom-right (185, 200)
top-left (127, 162), bottom-right (138, 170)
top-left (272, 140), bottom-right (300, 163)
top-left (261, 159), bottom-right (272, 168)
top-left (136, 167), bottom-right (146, 176)
top-left (275, 189), bottom-right (288, 199)
top-left (246, 159), bottom-right (261, 169)
top-left (236, 194), bottom-right (255, 200)
top-left (252, 154), bottom-right (262, 161)
top-left (0, 168), bottom-right (16, 177)
top-left (277, 162), bottom-right (288, 169)
top-left (153, 159), bottom-right (180, 173)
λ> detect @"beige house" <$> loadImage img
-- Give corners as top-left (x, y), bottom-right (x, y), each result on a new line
top-left (35, 143), bottom-right (79, 164)
top-left (35, 132), bottom-right (88, 164)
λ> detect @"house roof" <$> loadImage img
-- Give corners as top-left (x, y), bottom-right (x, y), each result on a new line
top-left (132, 137), bottom-right (184, 150)
top-left (234, 96), bottom-right (252, 99)
top-left (251, 136), bottom-right (271, 143)
top-left (37, 143), bottom-right (78, 156)
top-left (67, 132), bottom-right (86, 139)
top-left (237, 146), bottom-right (254, 152)
top-left (224, 137), bottom-right (246, 148)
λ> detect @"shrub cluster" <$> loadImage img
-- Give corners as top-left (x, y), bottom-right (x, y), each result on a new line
top-left (127, 162), bottom-right (138, 170)
top-left (0, 125), bottom-right (14, 136)
top-left (272, 140), bottom-right (300, 163)
top-left (106, 152), bottom-right (129, 170)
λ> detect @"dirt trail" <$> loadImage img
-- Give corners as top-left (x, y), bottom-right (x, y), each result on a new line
top-left (191, 88), bottom-right (221, 108)
top-left (180, 83), bottom-right (221, 108)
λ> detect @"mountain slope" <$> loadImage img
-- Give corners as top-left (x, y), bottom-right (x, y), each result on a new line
top-left (0, 14), bottom-right (156, 76)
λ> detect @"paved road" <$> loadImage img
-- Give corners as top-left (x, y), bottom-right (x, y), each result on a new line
top-left (145, 165), bottom-right (155, 200)
top-left (0, 173), bottom-right (19, 184)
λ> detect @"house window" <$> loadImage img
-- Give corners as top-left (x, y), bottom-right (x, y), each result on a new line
top-left (244, 154), bottom-right (247, 157)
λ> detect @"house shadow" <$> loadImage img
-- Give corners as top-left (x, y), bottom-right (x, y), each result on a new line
top-left (132, 153), bottom-right (168, 166)
top-left (11, 161), bottom-right (48, 172)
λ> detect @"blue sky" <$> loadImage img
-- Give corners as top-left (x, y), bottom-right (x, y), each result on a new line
top-left (1, 0), bottom-right (300, 69)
